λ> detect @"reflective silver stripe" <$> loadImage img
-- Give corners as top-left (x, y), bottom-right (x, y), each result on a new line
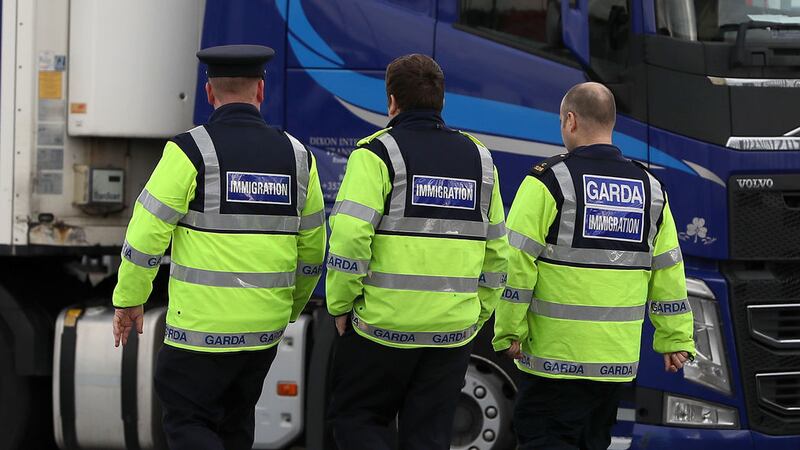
top-left (137, 189), bottom-right (184, 224)
top-left (502, 287), bottom-right (534, 304)
top-left (180, 210), bottom-right (300, 233)
top-left (652, 247), bottom-right (683, 270)
top-left (353, 315), bottom-right (477, 346)
top-left (332, 200), bottom-right (382, 227)
top-left (646, 172), bottom-right (665, 248)
top-left (541, 244), bottom-right (652, 268)
top-left (377, 216), bottom-right (488, 238)
top-left (189, 125), bottom-right (221, 214)
top-left (299, 210), bottom-right (325, 230)
top-left (286, 132), bottom-right (309, 216)
top-left (326, 253), bottom-right (369, 275)
top-left (520, 353), bottom-right (639, 379)
top-left (296, 260), bottom-right (323, 277)
top-left (508, 230), bottom-right (545, 258)
top-left (165, 325), bottom-right (284, 348)
top-left (551, 163), bottom-right (576, 246)
top-left (530, 298), bottom-right (645, 322)
top-left (364, 272), bottom-right (478, 293)
top-left (649, 298), bottom-right (692, 316)
top-left (170, 262), bottom-right (295, 288)
top-left (181, 127), bottom-right (306, 233)
top-left (121, 240), bottom-right (163, 269)
top-left (475, 140), bottom-right (494, 222)
top-left (479, 272), bottom-right (507, 289)
top-left (486, 221), bottom-right (507, 240)
top-left (378, 133), bottom-right (407, 216)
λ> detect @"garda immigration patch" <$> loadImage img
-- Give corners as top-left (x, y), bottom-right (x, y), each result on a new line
top-left (582, 174), bottom-right (646, 242)
top-left (411, 175), bottom-right (476, 210)
top-left (226, 171), bottom-right (291, 205)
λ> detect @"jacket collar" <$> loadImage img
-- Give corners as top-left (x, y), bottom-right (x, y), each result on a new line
top-left (570, 143), bottom-right (626, 161)
top-left (387, 110), bottom-right (446, 130)
top-left (208, 102), bottom-right (265, 125)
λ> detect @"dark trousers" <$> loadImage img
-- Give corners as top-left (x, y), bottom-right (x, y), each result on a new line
top-left (154, 344), bottom-right (277, 450)
top-left (514, 372), bottom-right (623, 450)
top-left (328, 329), bottom-right (473, 450)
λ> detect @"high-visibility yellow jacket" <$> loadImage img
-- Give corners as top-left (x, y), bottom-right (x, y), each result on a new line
top-left (113, 103), bottom-right (326, 352)
top-left (493, 145), bottom-right (695, 381)
top-left (326, 110), bottom-right (509, 348)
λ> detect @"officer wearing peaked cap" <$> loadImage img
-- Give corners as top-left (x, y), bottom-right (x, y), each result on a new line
top-left (494, 82), bottom-right (695, 449)
top-left (112, 44), bottom-right (326, 450)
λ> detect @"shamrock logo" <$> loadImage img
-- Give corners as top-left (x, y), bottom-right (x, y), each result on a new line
top-left (679, 217), bottom-right (717, 245)
top-left (686, 218), bottom-right (707, 242)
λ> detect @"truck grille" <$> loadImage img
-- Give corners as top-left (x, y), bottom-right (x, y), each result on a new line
top-left (757, 373), bottom-right (800, 415)
top-left (748, 304), bottom-right (800, 349)
top-left (728, 174), bottom-right (800, 260)
top-left (723, 262), bottom-right (800, 435)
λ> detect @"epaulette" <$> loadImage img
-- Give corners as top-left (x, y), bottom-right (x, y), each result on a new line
top-left (529, 153), bottom-right (569, 176)
top-left (357, 127), bottom-right (392, 147)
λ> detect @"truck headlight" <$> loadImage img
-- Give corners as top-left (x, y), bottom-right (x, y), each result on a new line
top-left (683, 279), bottom-right (731, 395)
top-left (664, 394), bottom-right (739, 428)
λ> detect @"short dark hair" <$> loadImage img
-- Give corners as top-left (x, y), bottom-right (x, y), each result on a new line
top-left (561, 82), bottom-right (617, 129)
top-left (385, 54), bottom-right (445, 112)
top-left (209, 77), bottom-right (260, 97)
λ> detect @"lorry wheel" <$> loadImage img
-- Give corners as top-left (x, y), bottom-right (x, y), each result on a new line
top-left (451, 357), bottom-right (516, 450)
top-left (0, 331), bottom-right (31, 450)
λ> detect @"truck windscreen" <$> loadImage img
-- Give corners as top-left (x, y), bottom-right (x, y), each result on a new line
top-left (657, 0), bottom-right (800, 41)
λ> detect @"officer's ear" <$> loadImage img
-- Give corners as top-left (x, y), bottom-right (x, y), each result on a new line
top-left (388, 94), bottom-right (400, 118)
top-left (256, 79), bottom-right (265, 105)
top-left (566, 111), bottom-right (578, 133)
top-left (205, 82), bottom-right (215, 107)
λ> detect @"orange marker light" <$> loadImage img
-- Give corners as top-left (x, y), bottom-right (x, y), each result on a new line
top-left (277, 381), bottom-right (298, 397)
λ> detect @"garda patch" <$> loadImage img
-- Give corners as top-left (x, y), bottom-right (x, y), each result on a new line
top-left (412, 175), bottom-right (476, 210)
top-left (582, 175), bottom-right (645, 242)
top-left (542, 360), bottom-right (586, 375)
top-left (227, 171), bottom-right (291, 205)
top-left (650, 300), bottom-right (690, 315)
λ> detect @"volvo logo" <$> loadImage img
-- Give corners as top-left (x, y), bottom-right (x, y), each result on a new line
top-left (736, 178), bottom-right (774, 189)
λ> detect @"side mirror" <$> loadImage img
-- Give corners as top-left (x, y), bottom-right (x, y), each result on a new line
top-left (561, 0), bottom-right (590, 67)
top-left (545, 0), bottom-right (563, 48)
top-left (608, 5), bottom-right (630, 51)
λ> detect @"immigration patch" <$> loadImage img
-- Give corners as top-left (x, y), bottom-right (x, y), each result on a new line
top-left (411, 175), bottom-right (476, 210)
top-left (582, 175), bottom-right (645, 242)
top-left (227, 171), bottom-right (291, 205)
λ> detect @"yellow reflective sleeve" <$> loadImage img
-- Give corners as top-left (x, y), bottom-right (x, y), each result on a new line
top-left (648, 199), bottom-right (696, 356)
top-left (477, 167), bottom-right (509, 329)
top-left (292, 152), bottom-right (327, 321)
top-left (325, 148), bottom-right (391, 316)
top-left (357, 127), bottom-right (390, 147)
top-left (492, 175), bottom-right (557, 352)
top-left (113, 141), bottom-right (197, 308)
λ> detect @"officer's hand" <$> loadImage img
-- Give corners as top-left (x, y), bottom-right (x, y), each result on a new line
top-left (505, 341), bottom-right (523, 360)
top-left (663, 351), bottom-right (689, 373)
top-left (113, 306), bottom-right (144, 347)
top-left (335, 315), bottom-right (349, 336)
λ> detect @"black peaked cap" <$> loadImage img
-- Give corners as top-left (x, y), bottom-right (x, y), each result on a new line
top-left (196, 44), bottom-right (275, 78)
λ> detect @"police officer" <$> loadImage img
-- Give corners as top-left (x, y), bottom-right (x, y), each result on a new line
top-left (111, 45), bottom-right (326, 450)
top-left (494, 82), bottom-right (695, 450)
top-left (325, 54), bottom-right (508, 450)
